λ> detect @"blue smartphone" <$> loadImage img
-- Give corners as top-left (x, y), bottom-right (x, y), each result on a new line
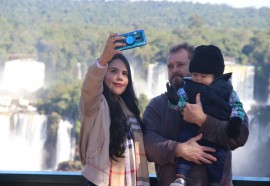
top-left (115, 30), bottom-right (147, 51)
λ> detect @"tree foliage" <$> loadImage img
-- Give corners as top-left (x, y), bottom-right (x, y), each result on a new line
top-left (34, 80), bottom-right (82, 123)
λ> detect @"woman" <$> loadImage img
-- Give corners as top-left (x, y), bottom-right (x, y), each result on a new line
top-left (79, 33), bottom-right (149, 186)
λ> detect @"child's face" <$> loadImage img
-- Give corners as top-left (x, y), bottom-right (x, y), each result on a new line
top-left (191, 73), bottom-right (214, 86)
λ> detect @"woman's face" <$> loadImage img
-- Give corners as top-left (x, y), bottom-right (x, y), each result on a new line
top-left (105, 58), bottom-right (129, 97)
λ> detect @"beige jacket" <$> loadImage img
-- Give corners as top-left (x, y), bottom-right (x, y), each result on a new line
top-left (79, 61), bottom-right (111, 186)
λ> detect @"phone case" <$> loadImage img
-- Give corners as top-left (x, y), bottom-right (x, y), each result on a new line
top-left (115, 30), bottom-right (146, 51)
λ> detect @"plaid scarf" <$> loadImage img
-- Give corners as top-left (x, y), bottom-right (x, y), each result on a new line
top-left (109, 100), bottom-right (149, 186)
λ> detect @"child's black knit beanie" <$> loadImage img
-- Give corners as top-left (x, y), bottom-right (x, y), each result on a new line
top-left (189, 45), bottom-right (225, 76)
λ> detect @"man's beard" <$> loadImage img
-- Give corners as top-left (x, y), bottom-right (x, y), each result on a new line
top-left (171, 76), bottom-right (184, 90)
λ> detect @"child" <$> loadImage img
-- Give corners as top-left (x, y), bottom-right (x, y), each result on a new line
top-left (167, 45), bottom-right (245, 186)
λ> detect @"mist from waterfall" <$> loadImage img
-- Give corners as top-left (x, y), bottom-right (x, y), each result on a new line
top-left (224, 62), bottom-right (255, 111)
top-left (0, 59), bottom-right (76, 171)
top-left (224, 63), bottom-right (270, 177)
top-left (0, 113), bottom-right (76, 171)
top-left (232, 115), bottom-right (270, 177)
top-left (0, 113), bottom-right (47, 170)
top-left (134, 62), bottom-right (168, 98)
top-left (1, 59), bottom-right (45, 95)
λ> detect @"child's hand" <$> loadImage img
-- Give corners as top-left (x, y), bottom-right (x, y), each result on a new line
top-left (227, 117), bottom-right (242, 139)
top-left (166, 82), bottom-right (179, 105)
top-left (230, 91), bottom-right (245, 121)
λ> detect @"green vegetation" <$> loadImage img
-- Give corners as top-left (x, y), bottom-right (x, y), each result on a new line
top-left (35, 80), bottom-right (82, 123)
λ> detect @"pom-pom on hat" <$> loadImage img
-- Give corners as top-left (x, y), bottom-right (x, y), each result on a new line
top-left (189, 45), bottom-right (225, 76)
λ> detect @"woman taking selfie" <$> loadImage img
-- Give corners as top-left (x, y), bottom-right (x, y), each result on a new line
top-left (79, 33), bottom-right (149, 186)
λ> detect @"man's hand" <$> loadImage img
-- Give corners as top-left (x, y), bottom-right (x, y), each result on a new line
top-left (175, 134), bottom-right (216, 164)
top-left (182, 93), bottom-right (206, 127)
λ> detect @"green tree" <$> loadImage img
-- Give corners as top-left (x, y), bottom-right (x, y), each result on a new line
top-left (35, 80), bottom-right (81, 123)
top-left (188, 14), bottom-right (204, 29)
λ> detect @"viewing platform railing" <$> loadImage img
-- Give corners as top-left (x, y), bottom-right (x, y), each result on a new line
top-left (0, 171), bottom-right (269, 186)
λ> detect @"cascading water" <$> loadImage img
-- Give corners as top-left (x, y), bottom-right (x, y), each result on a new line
top-left (55, 120), bottom-right (75, 169)
top-left (225, 63), bottom-right (270, 177)
top-left (0, 59), bottom-right (76, 171)
top-left (139, 62), bottom-right (168, 98)
top-left (232, 114), bottom-right (270, 177)
top-left (224, 63), bottom-right (255, 111)
top-left (0, 112), bottom-right (76, 171)
top-left (0, 113), bottom-right (47, 170)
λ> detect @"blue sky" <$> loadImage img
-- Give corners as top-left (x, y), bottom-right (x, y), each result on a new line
top-left (132, 0), bottom-right (270, 8)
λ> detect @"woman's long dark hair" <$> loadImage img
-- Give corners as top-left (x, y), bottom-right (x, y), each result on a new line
top-left (102, 54), bottom-right (143, 160)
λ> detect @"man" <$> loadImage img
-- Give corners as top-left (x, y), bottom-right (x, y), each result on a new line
top-left (143, 42), bottom-right (249, 186)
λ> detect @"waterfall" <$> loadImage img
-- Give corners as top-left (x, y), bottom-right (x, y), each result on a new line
top-left (77, 62), bottom-right (82, 80)
top-left (226, 63), bottom-right (270, 177)
top-left (224, 62), bottom-right (255, 111)
top-left (55, 120), bottom-right (75, 169)
top-left (145, 63), bottom-right (168, 98)
top-left (232, 115), bottom-right (270, 177)
top-left (0, 113), bottom-right (47, 170)
top-left (0, 112), bottom-right (75, 171)
top-left (2, 59), bottom-right (45, 94)
top-left (0, 59), bottom-right (76, 171)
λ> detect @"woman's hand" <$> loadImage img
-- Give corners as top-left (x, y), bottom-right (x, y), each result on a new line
top-left (99, 33), bottom-right (126, 66)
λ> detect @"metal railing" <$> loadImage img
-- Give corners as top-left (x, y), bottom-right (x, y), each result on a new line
top-left (0, 171), bottom-right (269, 186)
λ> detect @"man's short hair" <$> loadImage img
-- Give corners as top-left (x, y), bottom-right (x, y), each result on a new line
top-left (167, 42), bottom-right (195, 60)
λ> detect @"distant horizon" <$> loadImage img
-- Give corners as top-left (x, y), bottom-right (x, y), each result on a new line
top-left (128, 0), bottom-right (270, 9)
